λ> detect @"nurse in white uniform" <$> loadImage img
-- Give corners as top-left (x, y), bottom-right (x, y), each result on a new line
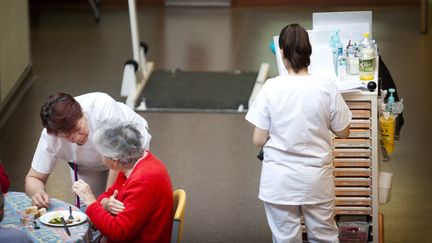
top-left (25, 92), bottom-right (150, 209)
top-left (246, 24), bottom-right (352, 243)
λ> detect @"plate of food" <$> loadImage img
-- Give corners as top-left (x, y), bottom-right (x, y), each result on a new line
top-left (39, 210), bottom-right (87, 227)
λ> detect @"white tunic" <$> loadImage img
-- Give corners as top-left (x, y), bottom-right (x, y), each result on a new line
top-left (246, 75), bottom-right (351, 205)
top-left (31, 92), bottom-right (150, 195)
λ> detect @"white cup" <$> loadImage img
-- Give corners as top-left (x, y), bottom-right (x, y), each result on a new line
top-left (379, 172), bottom-right (393, 189)
top-left (379, 172), bottom-right (393, 204)
top-left (379, 188), bottom-right (391, 204)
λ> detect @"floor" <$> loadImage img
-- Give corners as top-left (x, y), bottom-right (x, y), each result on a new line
top-left (0, 3), bottom-right (431, 243)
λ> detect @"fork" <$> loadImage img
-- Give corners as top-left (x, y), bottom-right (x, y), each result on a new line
top-left (68, 206), bottom-right (74, 223)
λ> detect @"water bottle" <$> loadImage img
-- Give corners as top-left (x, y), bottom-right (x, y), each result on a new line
top-left (334, 32), bottom-right (343, 57)
top-left (330, 35), bottom-right (337, 74)
top-left (358, 32), bottom-right (376, 81)
top-left (333, 31), bottom-right (343, 74)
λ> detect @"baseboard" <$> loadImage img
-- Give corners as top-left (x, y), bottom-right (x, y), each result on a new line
top-left (0, 64), bottom-right (35, 129)
top-left (231, 0), bottom-right (419, 7)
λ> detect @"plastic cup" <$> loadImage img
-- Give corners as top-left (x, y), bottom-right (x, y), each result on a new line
top-left (379, 188), bottom-right (391, 204)
top-left (379, 172), bottom-right (393, 189)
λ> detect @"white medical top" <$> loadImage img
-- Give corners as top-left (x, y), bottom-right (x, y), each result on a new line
top-left (246, 74), bottom-right (352, 205)
top-left (31, 92), bottom-right (150, 174)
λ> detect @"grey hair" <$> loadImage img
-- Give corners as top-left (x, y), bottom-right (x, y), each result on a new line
top-left (93, 121), bottom-right (149, 165)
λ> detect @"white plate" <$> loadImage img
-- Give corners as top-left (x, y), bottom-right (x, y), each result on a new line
top-left (39, 210), bottom-right (87, 227)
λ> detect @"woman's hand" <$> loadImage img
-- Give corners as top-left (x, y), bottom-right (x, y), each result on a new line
top-left (72, 179), bottom-right (97, 206)
top-left (100, 190), bottom-right (125, 215)
top-left (31, 190), bottom-right (50, 208)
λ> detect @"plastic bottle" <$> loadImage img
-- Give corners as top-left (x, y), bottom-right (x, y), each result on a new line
top-left (334, 31), bottom-right (343, 58)
top-left (345, 40), bottom-right (359, 75)
top-left (386, 88), bottom-right (396, 113)
top-left (330, 31), bottom-right (343, 75)
top-left (358, 32), bottom-right (376, 81)
top-left (333, 31), bottom-right (343, 74)
top-left (330, 34), bottom-right (337, 74)
top-left (338, 56), bottom-right (346, 80)
top-left (380, 112), bottom-right (395, 155)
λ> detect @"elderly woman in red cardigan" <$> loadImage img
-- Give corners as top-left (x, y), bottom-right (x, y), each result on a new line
top-left (72, 122), bottom-right (173, 243)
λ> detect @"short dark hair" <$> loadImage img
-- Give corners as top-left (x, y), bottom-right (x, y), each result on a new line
top-left (278, 23), bottom-right (312, 73)
top-left (40, 93), bottom-right (83, 136)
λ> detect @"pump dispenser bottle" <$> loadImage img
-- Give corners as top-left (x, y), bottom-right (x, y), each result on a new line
top-left (386, 88), bottom-right (396, 114)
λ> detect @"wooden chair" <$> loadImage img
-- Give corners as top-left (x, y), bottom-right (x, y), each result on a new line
top-left (171, 189), bottom-right (186, 243)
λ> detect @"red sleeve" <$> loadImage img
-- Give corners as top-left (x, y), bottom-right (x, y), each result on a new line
top-left (96, 172), bottom-right (125, 203)
top-left (87, 180), bottom-right (156, 242)
top-left (0, 164), bottom-right (10, 193)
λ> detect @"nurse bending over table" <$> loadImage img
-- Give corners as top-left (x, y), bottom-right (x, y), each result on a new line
top-left (245, 23), bottom-right (352, 242)
top-left (25, 92), bottom-right (150, 210)
top-left (72, 122), bottom-right (173, 243)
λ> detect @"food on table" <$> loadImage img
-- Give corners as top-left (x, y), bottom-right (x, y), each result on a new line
top-left (38, 208), bottom-right (47, 216)
top-left (20, 214), bottom-right (31, 224)
top-left (48, 215), bottom-right (63, 225)
top-left (49, 214), bottom-right (80, 225)
top-left (24, 206), bottom-right (47, 219)
top-left (25, 206), bottom-right (38, 215)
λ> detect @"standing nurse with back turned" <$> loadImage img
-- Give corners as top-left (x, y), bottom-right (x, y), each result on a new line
top-left (246, 23), bottom-right (352, 242)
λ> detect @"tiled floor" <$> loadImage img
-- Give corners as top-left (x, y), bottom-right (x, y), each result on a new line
top-left (0, 3), bottom-right (431, 242)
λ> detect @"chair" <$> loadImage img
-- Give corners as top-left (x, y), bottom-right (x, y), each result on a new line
top-left (171, 189), bottom-right (186, 243)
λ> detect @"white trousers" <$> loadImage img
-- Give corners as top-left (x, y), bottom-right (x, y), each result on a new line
top-left (264, 201), bottom-right (339, 243)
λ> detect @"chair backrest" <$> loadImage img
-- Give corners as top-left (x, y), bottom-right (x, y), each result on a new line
top-left (171, 189), bottom-right (186, 243)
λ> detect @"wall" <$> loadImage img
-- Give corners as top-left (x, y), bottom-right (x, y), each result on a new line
top-left (0, 0), bottom-right (31, 104)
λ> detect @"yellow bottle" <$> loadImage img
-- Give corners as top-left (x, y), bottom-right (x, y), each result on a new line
top-left (380, 113), bottom-right (395, 155)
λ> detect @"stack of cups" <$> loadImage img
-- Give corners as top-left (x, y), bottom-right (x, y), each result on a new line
top-left (379, 171), bottom-right (393, 204)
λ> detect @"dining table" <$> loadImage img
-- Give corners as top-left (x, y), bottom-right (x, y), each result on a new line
top-left (1, 191), bottom-right (91, 242)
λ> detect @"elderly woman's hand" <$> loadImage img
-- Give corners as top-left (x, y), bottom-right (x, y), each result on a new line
top-left (100, 190), bottom-right (125, 215)
top-left (72, 179), bottom-right (97, 206)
